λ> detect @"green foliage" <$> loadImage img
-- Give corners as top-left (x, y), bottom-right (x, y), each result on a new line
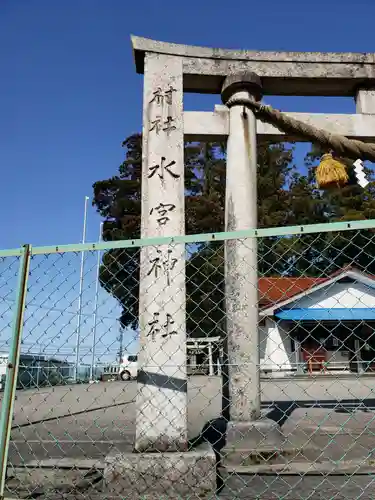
top-left (288, 147), bottom-right (375, 276)
top-left (186, 242), bottom-right (225, 338)
top-left (92, 134), bottom-right (375, 336)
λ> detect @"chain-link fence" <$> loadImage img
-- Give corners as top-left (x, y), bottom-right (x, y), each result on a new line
top-left (2, 219), bottom-right (375, 498)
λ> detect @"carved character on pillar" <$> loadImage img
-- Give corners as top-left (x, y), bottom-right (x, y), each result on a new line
top-left (146, 312), bottom-right (177, 341)
top-left (147, 312), bottom-right (160, 341)
top-left (149, 116), bottom-right (163, 134)
top-left (162, 313), bottom-right (177, 338)
top-left (150, 85), bottom-right (177, 106)
top-left (147, 248), bottom-right (178, 285)
top-left (150, 203), bottom-right (176, 225)
top-left (150, 87), bottom-right (164, 105)
top-left (164, 85), bottom-right (176, 105)
top-left (162, 116), bottom-right (176, 134)
top-left (148, 157), bottom-right (180, 181)
top-left (149, 116), bottom-right (177, 134)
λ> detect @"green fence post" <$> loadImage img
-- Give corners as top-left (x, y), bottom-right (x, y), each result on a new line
top-left (0, 244), bottom-right (31, 497)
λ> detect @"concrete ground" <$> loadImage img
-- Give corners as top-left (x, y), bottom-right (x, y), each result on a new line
top-left (8, 374), bottom-right (375, 427)
top-left (219, 475), bottom-right (375, 499)
top-left (6, 474), bottom-right (375, 499)
top-left (4, 375), bottom-right (375, 498)
top-left (6, 376), bottom-right (375, 462)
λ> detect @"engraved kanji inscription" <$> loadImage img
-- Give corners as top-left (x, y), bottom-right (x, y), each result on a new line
top-left (150, 85), bottom-right (177, 106)
top-left (162, 314), bottom-right (177, 338)
top-left (149, 116), bottom-right (176, 135)
top-left (147, 312), bottom-right (160, 341)
top-left (148, 156), bottom-right (180, 180)
top-left (163, 116), bottom-right (176, 134)
top-left (147, 248), bottom-right (177, 286)
top-left (146, 312), bottom-right (177, 341)
top-left (150, 87), bottom-right (163, 105)
top-left (150, 203), bottom-right (176, 225)
top-left (164, 85), bottom-right (177, 105)
top-left (149, 116), bottom-right (162, 134)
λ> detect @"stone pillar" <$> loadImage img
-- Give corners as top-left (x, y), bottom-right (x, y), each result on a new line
top-left (104, 53), bottom-right (216, 498)
top-left (219, 346), bottom-right (224, 376)
top-left (208, 343), bottom-right (214, 376)
top-left (222, 72), bottom-right (261, 421)
top-left (220, 72), bottom-right (284, 467)
top-left (135, 52), bottom-right (187, 452)
top-left (356, 88), bottom-right (375, 114)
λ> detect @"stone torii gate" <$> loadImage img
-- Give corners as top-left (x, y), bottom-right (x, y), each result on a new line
top-left (104, 37), bottom-right (375, 497)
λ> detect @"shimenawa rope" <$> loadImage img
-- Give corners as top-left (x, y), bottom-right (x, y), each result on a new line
top-left (226, 95), bottom-right (375, 163)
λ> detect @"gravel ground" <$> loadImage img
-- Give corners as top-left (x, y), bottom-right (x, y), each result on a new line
top-left (220, 474), bottom-right (375, 499)
top-left (6, 474), bottom-right (375, 499)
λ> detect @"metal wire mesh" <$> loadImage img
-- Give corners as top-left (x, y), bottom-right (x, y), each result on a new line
top-left (0, 255), bottom-right (21, 350)
top-left (2, 222), bottom-right (375, 498)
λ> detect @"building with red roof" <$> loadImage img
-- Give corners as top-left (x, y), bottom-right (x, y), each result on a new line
top-left (258, 267), bottom-right (375, 376)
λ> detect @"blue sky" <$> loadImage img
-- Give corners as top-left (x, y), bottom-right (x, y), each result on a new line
top-left (1, 0), bottom-right (373, 249)
top-left (1, 0), bottom-right (375, 365)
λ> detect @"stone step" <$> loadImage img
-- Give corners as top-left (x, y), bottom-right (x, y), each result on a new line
top-left (221, 444), bottom-right (307, 466)
top-left (224, 458), bottom-right (375, 476)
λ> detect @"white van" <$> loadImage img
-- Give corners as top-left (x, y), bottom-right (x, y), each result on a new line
top-left (119, 355), bottom-right (138, 381)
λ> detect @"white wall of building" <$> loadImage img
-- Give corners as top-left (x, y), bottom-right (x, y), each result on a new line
top-left (259, 318), bottom-right (294, 376)
top-left (293, 281), bottom-right (375, 309)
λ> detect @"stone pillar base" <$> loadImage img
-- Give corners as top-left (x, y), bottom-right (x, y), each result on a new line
top-left (104, 443), bottom-right (216, 499)
top-left (221, 419), bottom-right (285, 467)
